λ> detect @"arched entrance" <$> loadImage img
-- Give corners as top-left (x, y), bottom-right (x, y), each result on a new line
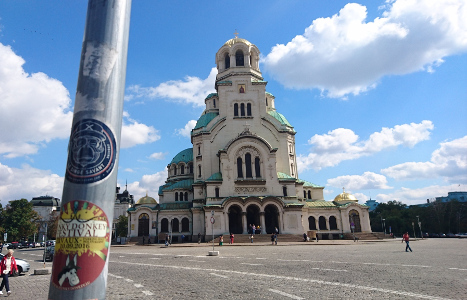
top-left (228, 205), bottom-right (243, 234)
top-left (349, 210), bottom-right (362, 232)
top-left (246, 204), bottom-right (260, 233)
top-left (138, 213), bottom-right (149, 236)
top-left (264, 204), bottom-right (279, 234)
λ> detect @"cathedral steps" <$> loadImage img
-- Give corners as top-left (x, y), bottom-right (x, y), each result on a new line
top-left (343, 232), bottom-right (391, 240)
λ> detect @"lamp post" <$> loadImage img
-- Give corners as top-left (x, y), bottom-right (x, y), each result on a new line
top-left (412, 222), bottom-right (417, 241)
top-left (382, 219), bottom-right (386, 236)
top-left (417, 215), bottom-right (422, 239)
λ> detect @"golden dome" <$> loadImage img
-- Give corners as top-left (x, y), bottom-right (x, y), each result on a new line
top-left (224, 37), bottom-right (252, 47)
top-left (135, 193), bottom-right (157, 205)
top-left (333, 188), bottom-right (358, 203)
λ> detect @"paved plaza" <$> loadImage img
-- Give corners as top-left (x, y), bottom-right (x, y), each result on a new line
top-left (4, 238), bottom-right (466, 299)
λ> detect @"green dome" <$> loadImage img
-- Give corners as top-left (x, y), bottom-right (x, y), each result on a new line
top-left (170, 148), bottom-right (193, 165)
top-left (194, 112), bottom-right (219, 130)
top-left (268, 110), bottom-right (293, 127)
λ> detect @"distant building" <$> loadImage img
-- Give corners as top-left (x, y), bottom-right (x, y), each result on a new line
top-left (364, 199), bottom-right (379, 212)
top-left (30, 195), bottom-right (61, 221)
top-left (435, 191), bottom-right (467, 203)
top-left (113, 185), bottom-right (134, 238)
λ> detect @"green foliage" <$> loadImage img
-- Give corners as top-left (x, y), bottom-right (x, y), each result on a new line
top-left (3, 199), bottom-right (40, 241)
top-left (116, 215), bottom-right (128, 237)
top-left (370, 199), bottom-right (467, 236)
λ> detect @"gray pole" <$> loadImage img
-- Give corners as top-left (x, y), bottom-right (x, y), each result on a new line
top-left (48, 1), bottom-right (131, 299)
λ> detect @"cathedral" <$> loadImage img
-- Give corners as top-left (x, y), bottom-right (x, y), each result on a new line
top-left (127, 36), bottom-right (371, 241)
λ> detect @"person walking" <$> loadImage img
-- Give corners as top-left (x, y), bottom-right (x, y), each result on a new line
top-left (219, 235), bottom-right (223, 246)
top-left (402, 232), bottom-right (412, 252)
top-left (303, 233), bottom-right (308, 242)
top-left (230, 233), bottom-right (234, 244)
top-left (0, 249), bottom-right (18, 296)
top-left (165, 234), bottom-right (170, 246)
top-left (271, 234), bottom-right (275, 245)
top-left (274, 233), bottom-right (278, 245)
top-left (198, 233), bottom-right (201, 244)
top-left (250, 234), bottom-right (254, 243)
top-left (142, 236), bottom-right (145, 245)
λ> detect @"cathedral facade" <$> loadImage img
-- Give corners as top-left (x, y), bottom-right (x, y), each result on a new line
top-left (128, 37), bottom-right (371, 241)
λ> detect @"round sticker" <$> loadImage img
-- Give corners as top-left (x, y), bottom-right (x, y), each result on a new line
top-left (51, 200), bottom-right (110, 290)
top-left (65, 119), bottom-right (116, 184)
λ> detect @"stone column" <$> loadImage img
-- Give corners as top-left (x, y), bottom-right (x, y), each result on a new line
top-left (242, 212), bottom-right (247, 234)
top-left (245, 54), bottom-right (250, 67)
top-left (230, 54), bottom-right (235, 68)
top-left (260, 212), bottom-right (266, 234)
top-left (326, 218), bottom-right (330, 231)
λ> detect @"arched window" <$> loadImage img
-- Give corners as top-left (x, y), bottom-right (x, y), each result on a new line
top-left (172, 219), bottom-right (179, 232)
top-left (245, 153), bottom-right (252, 178)
top-left (161, 218), bottom-right (169, 232)
top-left (215, 187), bottom-right (220, 198)
top-left (235, 50), bottom-right (244, 66)
top-left (184, 192), bottom-right (188, 201)
top-left (181, 165), bottom-right (185, 175)
top-left (175, 192), bottom-right (178, 201)
top-left (319, 216), bottom-right (327, 230)
top-left (181, 218), bottom-right (190, 232)
top-left (180, 192), bottom-right (184, 201)
top-left (173, 165), bottom-right (177, 175)
top-left (224, 53), bottom-right (230, 69)
top-left (304, 191), bottom-right (307, 198)
top-left (213, 99), bottom-right (216, 108)
top-left (329, 216), bottom-right (338, 230)
top-left (234, 103), bottom-right (238, 116)
top-left (291, 163), bottom-right (294, 176)
top-left (308, 216), bottom-right (317, 230)
top-left (189, 163), bottom-right (193, 174)
top-left (237, 157), bottom-right (243, 178)
top-left (265, 97), bottom-right (268, 106)
top-left (247, 103), bottom-right (251, 116)
top-left (198, 165), bottom-right (201, 177)
top-left (308, 190), bottom-right (311, 199)
top-left (240, 103), bottom-right (245, 116)
top-left (254, 157), bottom-right (261, 178)
top-left (198, 146), bottom-right (201, 155)
top-left (283, 186), bottom-right (288, 197)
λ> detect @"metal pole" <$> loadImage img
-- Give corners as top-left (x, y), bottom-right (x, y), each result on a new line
top-left (48, 1), bottom-right (131, 299)
top-left (412, 222), bottom-right (417, 241)
top-left (43, 223), bottom-right (47, 268)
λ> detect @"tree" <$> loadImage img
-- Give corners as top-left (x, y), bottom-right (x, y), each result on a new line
top-left (4, 199), bottom-right (40, 241)
top-left (116, 215), bottom-right (128, 237)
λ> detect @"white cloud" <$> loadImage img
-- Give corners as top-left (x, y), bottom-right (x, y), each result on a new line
top-left (125, 68), bottom-right (217, 107)
top-left (123, 169), bottom-right (168, 202)
top-left (297, 120), bottom-right (433, 171)
top-left (120, 112), bottom-right (161, 148)
top-left (381, 135), bottom-right (467, 182)
top-left (263, 0), bottom-right (467, 98)
top-left (176, 120), bottom-right (197, 138)
top-left (149, 152), bottom-right (167, 160)
top-left (0, 43), bottom-right (73, 158)
top-left (124, 168), bottom-right (134, 173)
top-left (376, 184), bottom-right (460, 204)
top-left (0, 163), bottom-right (64, 205)
top-left (327, 171), bottom-right (392, 190)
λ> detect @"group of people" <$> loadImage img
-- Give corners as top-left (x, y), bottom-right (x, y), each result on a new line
top-left (218, 233), bottom-right (235, 245)
top-left (248, 224), bottom-right (261, 235)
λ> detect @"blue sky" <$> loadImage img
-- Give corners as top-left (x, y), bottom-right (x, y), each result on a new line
top-left (0, 0), bottom-right (466, 206)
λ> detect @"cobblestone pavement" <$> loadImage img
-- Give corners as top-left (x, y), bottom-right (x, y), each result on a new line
top-left (3, 238), bottom-right (466, 299)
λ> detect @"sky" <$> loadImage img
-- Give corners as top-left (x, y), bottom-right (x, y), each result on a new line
top-left (0, 0), bottom-right (466, 207)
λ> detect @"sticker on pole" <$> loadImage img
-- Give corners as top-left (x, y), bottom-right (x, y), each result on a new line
top-left (51, 200), bottom-right (110, 290)
top-left (65, 119), bottom-right (117, 184)
top-left (210, 217), bottom-right (215, 224)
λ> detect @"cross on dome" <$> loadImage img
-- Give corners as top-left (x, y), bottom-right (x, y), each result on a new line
top-left (234, 29), bottom-right (239, 39)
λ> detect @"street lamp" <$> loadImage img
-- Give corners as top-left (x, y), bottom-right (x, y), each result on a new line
top-left (417, 215), bottom-right (422, 239)
top-left (382, 219), bottom-right (386, 235)
top-left (412, 221), bottom-right (417, 241)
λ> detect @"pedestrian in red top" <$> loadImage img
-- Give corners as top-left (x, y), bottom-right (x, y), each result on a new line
top-left (0, 249), bottom-right (18, 296)
top-left (230, 233), bottom-right (234, 244)
top-left (402, 232), bottom-right (413, 252)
